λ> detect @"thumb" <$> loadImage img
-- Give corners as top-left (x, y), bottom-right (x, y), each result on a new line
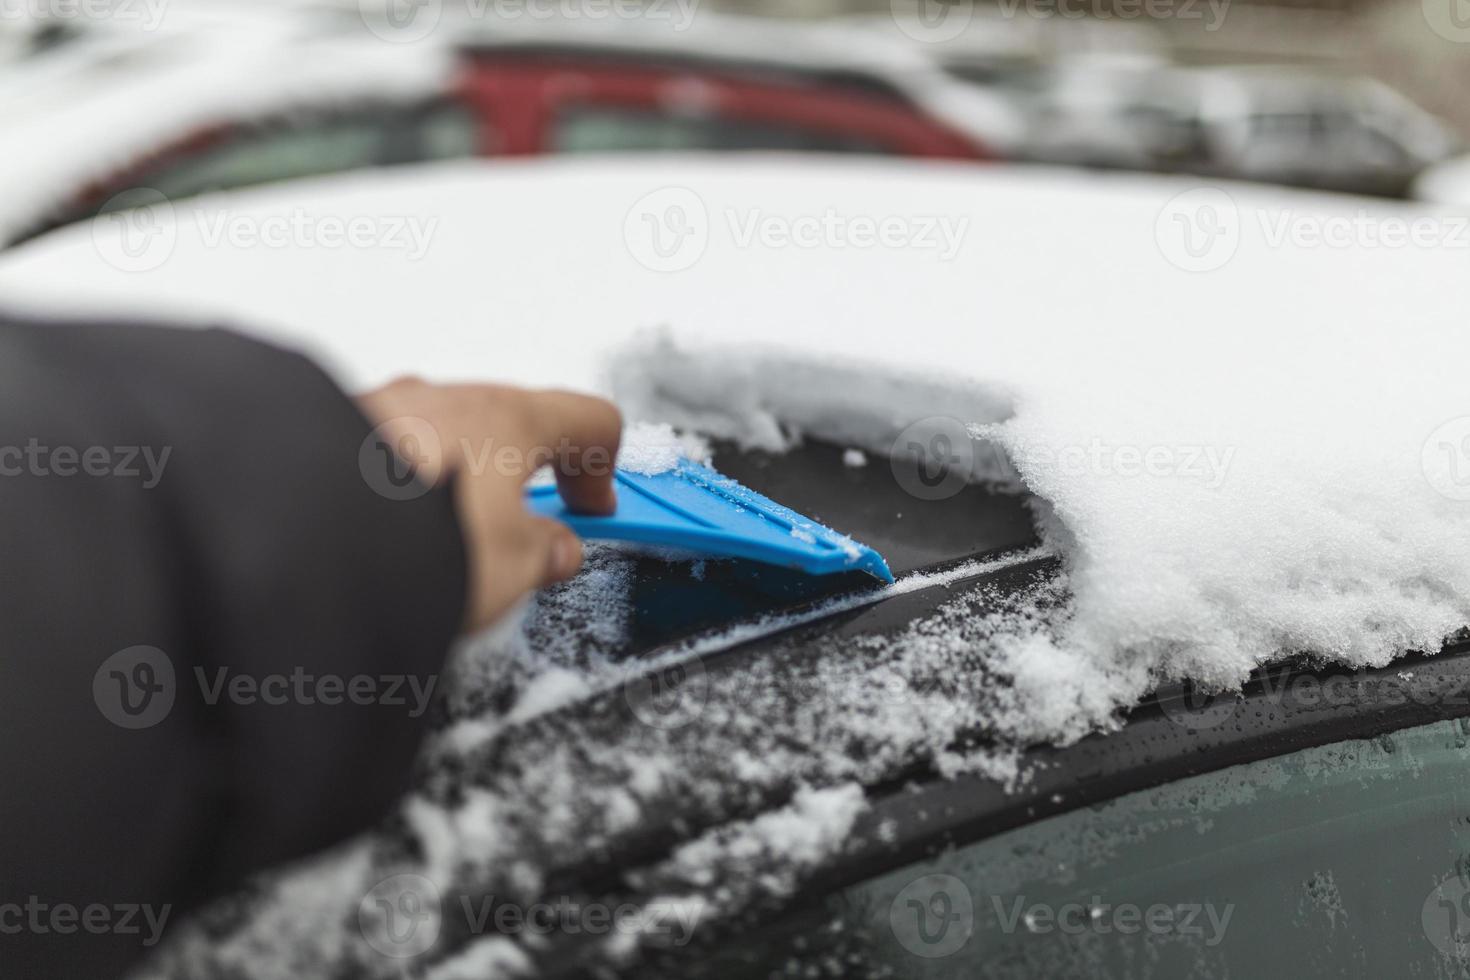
top-left (525, 516), bottom-right (585, 590)
top-left (467, 515), bottom-right (584, 630)
top-left (476, 514), bottom-right (579, 614)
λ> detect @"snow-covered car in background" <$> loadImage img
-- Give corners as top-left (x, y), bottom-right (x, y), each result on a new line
top-left (1005, 57), bottom-right (1206, 173)
top-left (1188, 66), bottom-right (1462, 198)
top-left (3, 156), bottom-right (1469, 977)
top-left (852, 9), bottom-right (1460, 198)
top-left (5, 10), bottom-right (1015, 248)
top-left (992, 63), bottom-right (1460, 197)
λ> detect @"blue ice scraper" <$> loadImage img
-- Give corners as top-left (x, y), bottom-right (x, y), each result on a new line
top-left (525, 458), bottom-right (895, 583)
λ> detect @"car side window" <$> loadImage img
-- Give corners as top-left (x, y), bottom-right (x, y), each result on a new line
top-left (666, 718), bottom-right (1470, 978)
top-left (550, 104), bottom-right (890, 155)
top-left (104, 102), bottom-right (485, 207)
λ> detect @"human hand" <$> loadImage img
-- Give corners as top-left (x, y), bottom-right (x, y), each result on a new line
top-left (357, 379), bottom-right (621, 630)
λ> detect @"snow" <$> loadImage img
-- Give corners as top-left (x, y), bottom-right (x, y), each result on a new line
top-left (1413, 153), bottom-right (1470, 205)
top-left (423, 939), bottom-right (533, 980)
top-left (616, 421), bottom-right (709, 475)
top-left (629, 782), bottom-right (867, 903)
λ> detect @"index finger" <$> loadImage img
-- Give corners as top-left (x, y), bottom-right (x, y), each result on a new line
top-left (521, 390), bottom-right (622, 515)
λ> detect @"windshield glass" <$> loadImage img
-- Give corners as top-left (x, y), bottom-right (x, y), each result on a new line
top-left (664, 717), bottom-right (1470, 978)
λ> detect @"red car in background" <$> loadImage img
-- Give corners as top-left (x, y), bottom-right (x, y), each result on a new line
top-left (37, 47), bottom-right (987, 241)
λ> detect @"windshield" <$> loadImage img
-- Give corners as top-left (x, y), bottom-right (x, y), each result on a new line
top-left (656, 716), bottom-right (1470, 977)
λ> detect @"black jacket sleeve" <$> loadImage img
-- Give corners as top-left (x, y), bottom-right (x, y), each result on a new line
top-left (0, 314), bottom-right (468, 979)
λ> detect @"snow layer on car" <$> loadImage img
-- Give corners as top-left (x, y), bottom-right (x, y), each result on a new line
top-left (138, 552), bottom-right (1062, 979)
top-left (6, 156), bottom-right (1468, 705)
top-left (616, 421), bottom-right (711, 475)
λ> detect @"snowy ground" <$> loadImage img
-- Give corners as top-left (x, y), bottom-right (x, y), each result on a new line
top-left (4, 156), bottom-right (1469, 975)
